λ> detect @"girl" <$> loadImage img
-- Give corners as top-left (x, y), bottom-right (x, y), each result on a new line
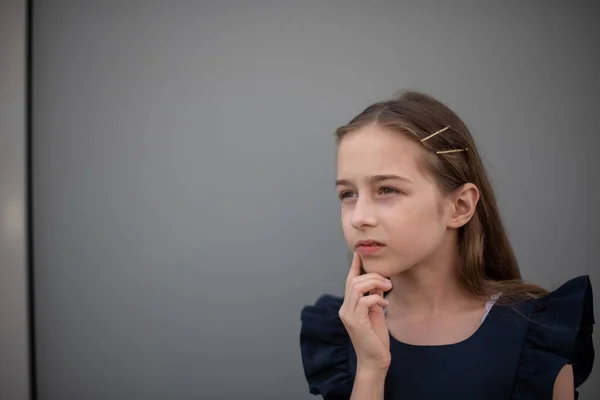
top-left (299, 91), bottom-right (594, 399)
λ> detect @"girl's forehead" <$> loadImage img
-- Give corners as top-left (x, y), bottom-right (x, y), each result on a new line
top-left (336, 126), bottom-right (423, 178)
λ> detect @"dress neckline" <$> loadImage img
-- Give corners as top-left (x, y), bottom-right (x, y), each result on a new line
top-left (388, 295), bottom-right (501, 348)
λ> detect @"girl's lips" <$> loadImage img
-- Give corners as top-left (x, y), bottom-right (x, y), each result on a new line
top-left (356, 241), bottom-right (385, 256)
top-left (355, 239), bottom-right (384, 247)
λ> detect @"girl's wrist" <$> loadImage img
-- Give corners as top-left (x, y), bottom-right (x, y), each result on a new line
top-left (355, 365), bottom-right (388, 382)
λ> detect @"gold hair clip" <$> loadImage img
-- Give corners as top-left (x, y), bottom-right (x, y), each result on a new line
top-left (421, 126), bottom-right (468, 155)
top-left (420, 126), bottom-right (450, 143)
top-left (435, 148), bottom-right (468, 155)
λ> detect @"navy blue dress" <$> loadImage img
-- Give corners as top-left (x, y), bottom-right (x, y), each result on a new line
top-left (300, 276), bottom-right (594, 399)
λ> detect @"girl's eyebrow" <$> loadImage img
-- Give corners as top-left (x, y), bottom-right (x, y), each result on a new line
top-left (335, 174), bottom-right (413, 187)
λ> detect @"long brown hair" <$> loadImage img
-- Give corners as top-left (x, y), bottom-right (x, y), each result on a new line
top-left (336, 91), bottom-right (547, 303)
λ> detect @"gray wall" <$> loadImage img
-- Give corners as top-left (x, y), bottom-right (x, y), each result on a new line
top-left (31, 1), bottom-right (599, 399)
top-left (0, 0), bottom-right (30, 399)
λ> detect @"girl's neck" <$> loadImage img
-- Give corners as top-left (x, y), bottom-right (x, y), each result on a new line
top-left (387, 265), bottom-right (471, 318)
top-left (386, 233), bottom-right (480, 318)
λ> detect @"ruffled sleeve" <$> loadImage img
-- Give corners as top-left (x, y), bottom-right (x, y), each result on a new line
top-left (512, 275), bottom-right (595, 399)
top-left (300, 294), bottom-right (355, 400)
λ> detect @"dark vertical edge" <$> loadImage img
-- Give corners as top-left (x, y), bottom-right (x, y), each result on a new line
top-left (25, 0), bottom-right (37, 399)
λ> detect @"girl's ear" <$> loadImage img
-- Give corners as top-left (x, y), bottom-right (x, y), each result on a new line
top-left (448, 183), bottom-right (480, 228)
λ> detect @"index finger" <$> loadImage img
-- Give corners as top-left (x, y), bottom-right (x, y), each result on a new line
top-left (345, 252), bottom-right (362, 294)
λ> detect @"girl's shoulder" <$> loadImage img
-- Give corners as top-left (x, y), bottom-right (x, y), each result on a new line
top-left (506, 275), bottom-right (595, 396)
top-left (299, 293), bottom-right (353, 399)
top-left (298, 275), bottom-right (595, 399)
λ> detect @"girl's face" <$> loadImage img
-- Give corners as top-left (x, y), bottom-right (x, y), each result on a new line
top-left (336, 123), bottom-right (455, 277)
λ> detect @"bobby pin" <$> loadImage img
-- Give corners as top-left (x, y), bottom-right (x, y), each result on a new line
top-left (420, 126), bottom-right (450, 143)
top-left (421, 125), bottom-right (468, 155)
top-left (435, 148), bottom-right (469, 155)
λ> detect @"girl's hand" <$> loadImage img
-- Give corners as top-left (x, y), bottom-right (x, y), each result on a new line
top-left (338, 252), bottom-right (392, 373)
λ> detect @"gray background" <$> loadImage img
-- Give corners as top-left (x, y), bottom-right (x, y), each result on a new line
top-left (0, 0), bottom-right (30, 399)
top-left (3, 0), bottom-right (598, 399)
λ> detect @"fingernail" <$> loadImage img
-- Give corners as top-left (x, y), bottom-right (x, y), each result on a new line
top-left (386, 279), bottom-right (392, 286)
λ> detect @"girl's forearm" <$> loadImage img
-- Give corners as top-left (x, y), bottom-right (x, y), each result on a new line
top-left (350, 368), bottom-right (387, 400)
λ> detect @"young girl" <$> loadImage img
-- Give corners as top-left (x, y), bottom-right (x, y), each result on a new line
top-left (299, 91), bottom-right (594, 399)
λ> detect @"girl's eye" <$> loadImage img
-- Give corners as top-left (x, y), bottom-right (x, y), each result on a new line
top-left (379, 187), bottom-right (399, 195)
top-left (339, 191), bottom-right (356, 200)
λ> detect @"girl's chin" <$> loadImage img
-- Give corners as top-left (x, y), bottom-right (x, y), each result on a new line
top-left (362, 259), bottom-right (412, 278)
top-left (361, 261), bottom-right (394, 277)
